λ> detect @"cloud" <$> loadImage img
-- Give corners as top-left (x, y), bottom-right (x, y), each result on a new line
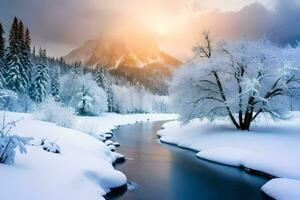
top-left (160, 0), bottom-right (300, 60)
top-left (268, 0), bottom-right (300, 45)
top-left (0, 0), bottom-right (299, 57)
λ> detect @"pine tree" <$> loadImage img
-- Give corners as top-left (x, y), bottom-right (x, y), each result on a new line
top-left (77, 85), bottom-right (93, 116)
top-left (18, 21), bottom-right (29, 90)
top-left (106, 78), bottom-right (114, 112)
top-left (94, 67), bottom-right (107, 89)
top-left (72, 62), bottom-right (82, 75)
top-left (23, 28), bottom-right (31, 85)
top-left (31, 49), bottom-right (49, 102)
top-left (0, 23), bottom-right (5, 58)
top-left (8, 17), bottom-right (18, 55)
top-left (5, 18), bottom-right (27, 93)
top-left (0, 23), bottom-right (6, 88)
top-left (6, 53), bottom-right (24, 91)
top-left (94, 67), bottom-right (114, 112)
top-left (51, 65), bottom-right (60, 101)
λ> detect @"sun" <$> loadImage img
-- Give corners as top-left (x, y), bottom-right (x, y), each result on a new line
top-left (145, 14), bottom-right (186, 36)
top-left (155, 25), bottom-right (169, 35)
top-left (145, 17), bottom-right (173, 36)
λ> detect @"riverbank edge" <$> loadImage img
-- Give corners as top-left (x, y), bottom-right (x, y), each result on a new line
top-left (157, 124), bottom-right (275, 200)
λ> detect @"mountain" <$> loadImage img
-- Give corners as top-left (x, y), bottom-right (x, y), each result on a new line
top-left (64, 29), bottom-right (182, 94)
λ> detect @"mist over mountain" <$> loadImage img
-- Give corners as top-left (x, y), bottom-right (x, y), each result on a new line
top-left (64, 28), bottom-right (182, 94)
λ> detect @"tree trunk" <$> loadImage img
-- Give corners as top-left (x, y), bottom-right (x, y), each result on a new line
top-left (242, 111), bottom-right (253, 130)
top-left (213, 71), bottom-right (240, 130)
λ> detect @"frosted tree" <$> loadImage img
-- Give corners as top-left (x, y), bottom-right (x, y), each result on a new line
top-left (0, 23), bottom-right (6, 89)
top-left (50, 65), bottom-right (60, 101)
top-left (77, 86), bottom-right (93, 116)
top-left (106, 78), bottom-right (114, 112)
top-left (94, 67), bottom-right (107, 89)
top-left (170, 32), bottom-right (300, 130)
top-left (72, 62), bottom-right (82, 75)
top-left (94, 67), bottom-right (114, 112)
top-left (60, 73), bottom-right (107, 115)
top-left (31, 49), bottom-right (49, 103)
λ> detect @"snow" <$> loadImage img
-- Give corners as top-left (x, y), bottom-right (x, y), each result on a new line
top-left (262, 178), bottom-right (300, 200)
top-left (158, 112), bottom-right (300, 199)
top-left (0, 111), bottom-right (177, 200)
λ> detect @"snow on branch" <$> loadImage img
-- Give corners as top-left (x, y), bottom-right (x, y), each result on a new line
top-left (170, 35), bottom-right (300, 130)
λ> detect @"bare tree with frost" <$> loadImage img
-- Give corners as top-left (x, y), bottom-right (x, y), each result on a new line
top-left (170, 32), bottom-right (300, 130)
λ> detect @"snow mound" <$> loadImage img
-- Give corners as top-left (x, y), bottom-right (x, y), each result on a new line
top-left (196, 147), bottom-right (252, 167)
top-left (0, 111), bottom-right (126, 200)
top-left (262, 178), bottom-right (300, 200)
top-left (158, 113), bottom-right (300, 199)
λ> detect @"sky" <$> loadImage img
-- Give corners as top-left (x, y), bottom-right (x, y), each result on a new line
top-left (0, 0), bottom-right (299, 59)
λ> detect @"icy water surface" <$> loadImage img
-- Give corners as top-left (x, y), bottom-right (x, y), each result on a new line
top-left (106, 121), bottom-right (269, 200)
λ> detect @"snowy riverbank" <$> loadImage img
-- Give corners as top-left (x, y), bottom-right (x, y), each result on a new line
top-left (0, 111), bottom-right (177, 200)
top-left (158, 112), bottom-right (300, 200)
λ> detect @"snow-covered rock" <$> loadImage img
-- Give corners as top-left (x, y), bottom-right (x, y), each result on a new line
top-left (108, 145), bottom-right (116, 152)
top-left (41, 138), bottom-right (61, 154)
top-left (104, 133), bottom-right (113, 139)
top-left (112, 152), bottom-right (125, 163)
top-left (104, 140), bottom-right (114, 146)
top-left (113, 142), bottom-right (120, 147)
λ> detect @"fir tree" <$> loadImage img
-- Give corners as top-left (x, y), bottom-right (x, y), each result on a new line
top-left (106, 78), bottom-right (114, 112)
top-left (8, 17), bottom-right (18, 55)
top-left (32, 49), bottom-right (49, 102)
top-left (51, 65), bottom-right (60, 101)
top-left (23, 28), bottom-right (31, 86)
top-left (0, 23), bottom-right (6, 88)
top-left (18, 21), bottom-right (29, 89)
top-left (0, 23), bottom-right (5, 58)
top-left (77, 85), bottom-right (92, 116)
top-left (5, 18), bottom-right (27, 93)
top-left (94, 67), bottom-right (107, 89)
top-left (94, 67), bottom-right (114, 112)
top-left (6, 53), bottom-right (24, 91)
top-left (72, 62), bottom-right (82, 75)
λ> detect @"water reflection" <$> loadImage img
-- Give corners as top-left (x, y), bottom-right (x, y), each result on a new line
top-left (106, 121), bottom-right (269, 200)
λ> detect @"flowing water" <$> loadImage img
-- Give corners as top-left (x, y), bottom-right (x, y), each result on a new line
top-left (106, 121), bottom-right (269, 200)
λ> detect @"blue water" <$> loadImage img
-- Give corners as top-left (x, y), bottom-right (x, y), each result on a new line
top-left (106, 121), bottom-right (269, 200)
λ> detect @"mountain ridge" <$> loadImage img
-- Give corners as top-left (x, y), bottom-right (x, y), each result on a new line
top-left (64, 30), bottom-right (182, 94)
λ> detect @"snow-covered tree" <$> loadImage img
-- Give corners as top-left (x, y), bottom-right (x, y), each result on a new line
top-left (170, 33), bottom-right (300, 130)
top-left (60, 73), bottom-right (107, 115)
top-left (50, 65), bottom-right (60, 101)
top-left (17, 21), bottom-right (29, 89)
top-left (72, 62), bottom-right (82, 75)
top-left (5, 18), bottom-right (28, 93)
top-left (0, 112), bottom-right (32, 165)
top-left (106, 79), bottom-right (114, 112)
top-left (31, 49), bottom-right (49, 103)
top-left (94, 67), bottom-right (114, 112)
top-left (77, 86), bottom-right (93, 116)
top-left (112, 82), bottom-right (167, 114)
top-left (94, 67), bottom-right (107, 89)
top-left (21, 28), bottom-right (32, 89)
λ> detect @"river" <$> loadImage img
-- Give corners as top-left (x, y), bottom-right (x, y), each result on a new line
top-left (106, 121), bottom-right (269, 200)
